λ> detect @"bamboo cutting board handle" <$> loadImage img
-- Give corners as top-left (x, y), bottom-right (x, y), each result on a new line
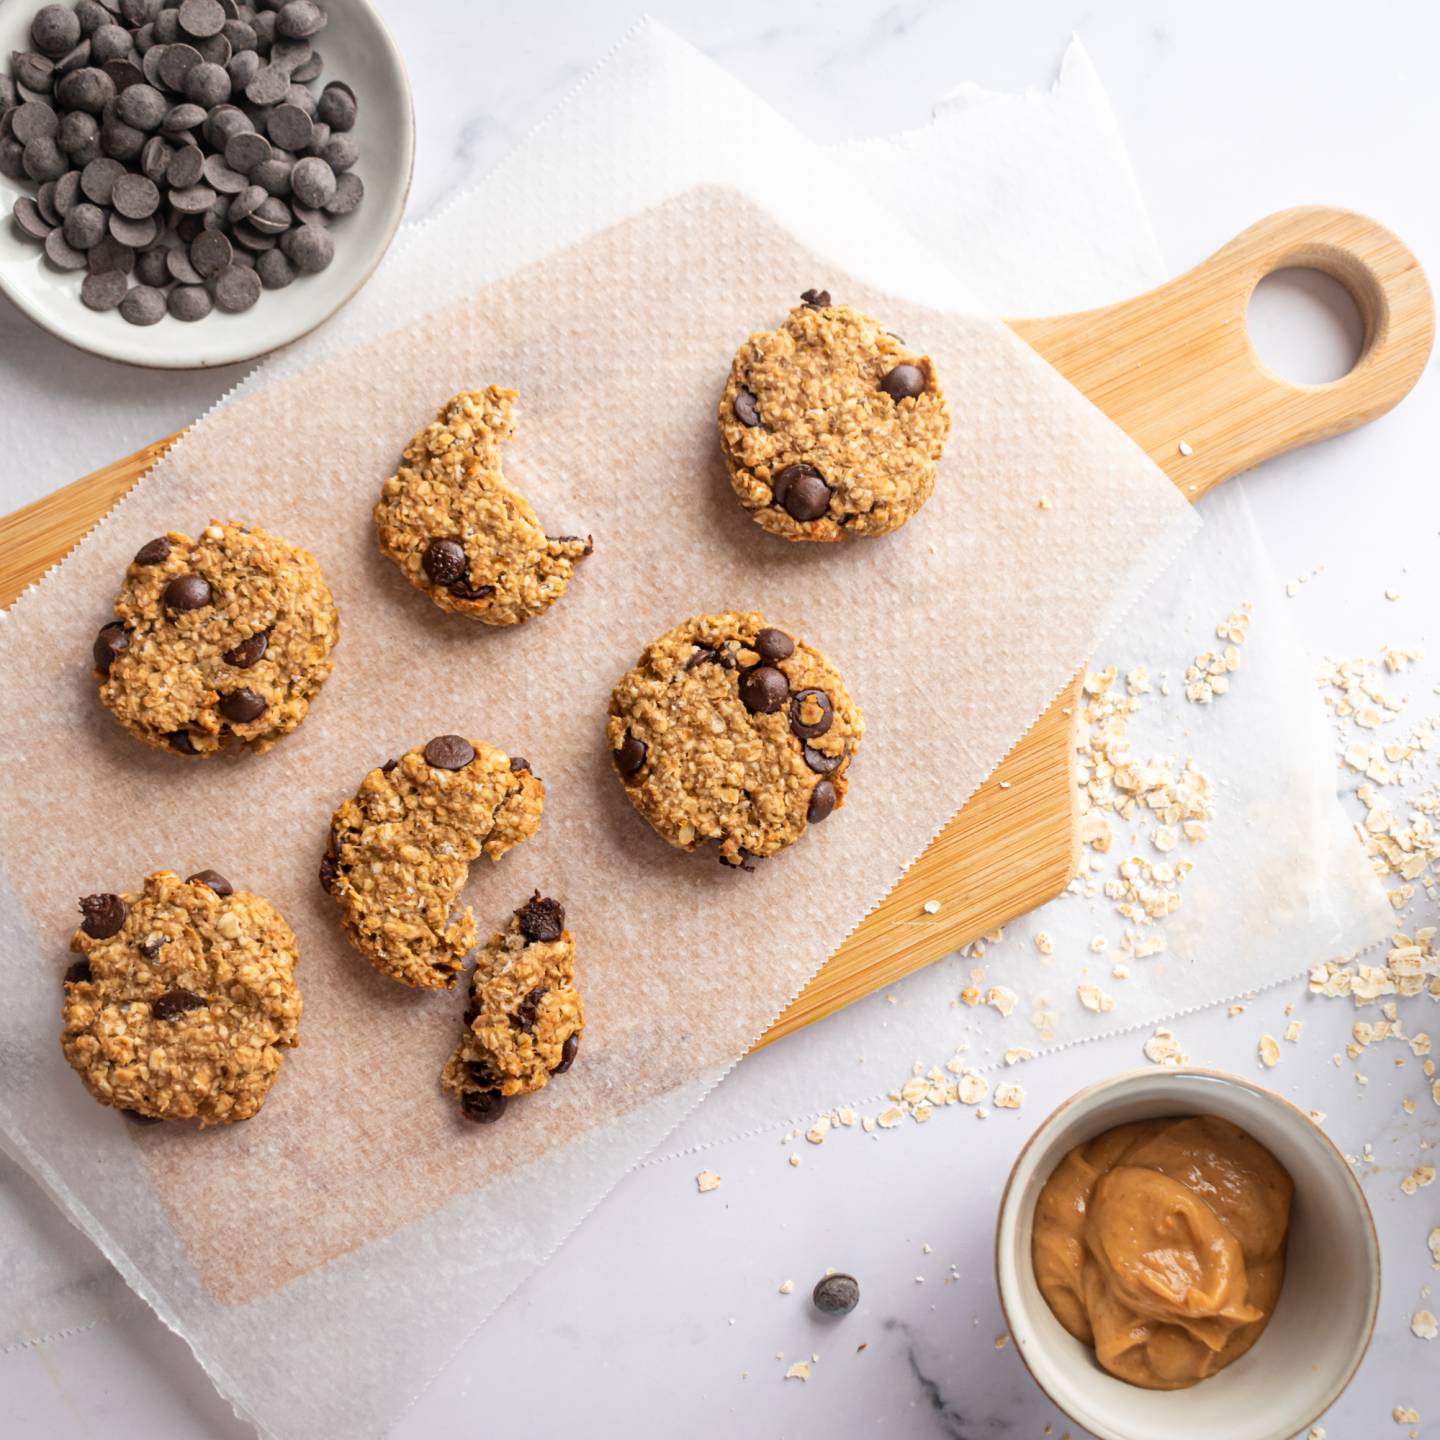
top-left (1009, 204), bottom-right (1434, 495)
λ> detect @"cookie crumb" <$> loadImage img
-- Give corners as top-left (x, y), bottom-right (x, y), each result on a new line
top-left (696, 1170), bottom-right (722, 1193)
top-left (1411, 1309), bottom-right (1438, 1340)
top-left (779, 1279), bottom-right (795, 1295)
top-left (922, 899), bottom-right (941, 915)
top-left (784, 1360), bottom-right (810, 1382)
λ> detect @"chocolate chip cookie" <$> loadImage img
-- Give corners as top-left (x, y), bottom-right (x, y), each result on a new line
top-left (608, 612), bottom-right (863, 867)
top-left (441, 892), bottom-right (584, 1123)
top-left (373, 387), bottom-right (592, 625)
top-left (718, 290), bottom-right (950, 541)
top-left (93, 521), bottom-right (339, 756)
top-left (322, 737), bottom-right (544, 988)
top-left (61, 869), bottom-right (302, 1125)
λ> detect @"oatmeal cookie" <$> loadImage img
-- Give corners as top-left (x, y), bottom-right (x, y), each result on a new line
top-left (60, 869), bottom-right (302, 1125)
top-left (322, 736), bottom-right (544, 988)
top-left (93, 521), bottom-right (339, 756)
top-left (718, 289), bottom-right (950, 541)
top-left (374, 386), bottom-right (592, 625)
top-left (441, 893), bottom-right (583, 1123)
top-left (607, 612), bottom-right (863, 867)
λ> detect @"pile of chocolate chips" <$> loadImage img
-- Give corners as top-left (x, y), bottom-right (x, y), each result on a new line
top-left (2, 0), bottom-right (363, 325)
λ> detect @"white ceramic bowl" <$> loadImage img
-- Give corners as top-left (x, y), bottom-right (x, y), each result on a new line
top-left (0, 0), bottom-right (413, 368)
top-left (995, 1068), bottom-right (1379, 1440)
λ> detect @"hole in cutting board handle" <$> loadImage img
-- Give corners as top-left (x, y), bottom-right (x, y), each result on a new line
top-left (1246, 268), bottom-right (1366, 385)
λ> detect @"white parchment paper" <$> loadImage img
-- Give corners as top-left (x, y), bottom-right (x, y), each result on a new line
top-left (0, 24), bottom-right (1196, 1438)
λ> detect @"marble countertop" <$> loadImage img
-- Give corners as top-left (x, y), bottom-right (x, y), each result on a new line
top-left (5, 1), bottom-right (1440, 1436)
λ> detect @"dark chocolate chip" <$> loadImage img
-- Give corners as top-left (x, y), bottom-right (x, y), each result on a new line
top-left (739, 665), bottom-right (788, 714)
top-left (186, 869), bottom-right (231, 895)
top-left (462, 1005), bottom-right (478, 1029)
top-left (318, 853), bottom-right (338, 892)
top-left (880, 363), bottom-right (926, 402)
top-left (508, 756), bottom-right (530, 773)
top-left (163, 572), bottom-right (211, 611)
top-left (64, 958), bottom-right (92, 984)
top-left (754, 627), bottom-right (794, 662)
top-left (614, 730), bottom-right (647, 779)
top-left (460, 1088), bottom-right (508, 1124)
top-left (421, 536), bottom-right (466, 586)
top-left (812, 1272), bottom-right (860, 1315)
top-left (167, 730), bottom-right (198, 754)
top-left (381, 758), bottom-right (398, 774)
top-left (800, 288), bottom-right (831, 309)
top-left (771, 463), bottom-right (832, 523)
top-left (514, 985), bottom-right (548, 1033)
top-left (121, 1108), bottom-right (163, 1125)
top-left (465, 1060), bottom-right (498, 1088)
top-left (803, 745), bottom-right (844, 775)
top-left (685, 644), bottom-right (734, 672)
top-left (424, 734), bottom-right (474, 770)
top-left (807, 778), bottom-right (838, 824)
top-left (222, 630), bottom-right (268, 668)
top-left (551, 1030), bottom-right (579, 1075)
top-left (732, 848), bottom-right (760, 873)
top-left (218, 687), bottom-right (266, 723)
top-left (151, 987), bottom-right (206, 1021)
top-left (93, 620), bottom-right (129, 672)
top-left (447, 577), bottom-right (495, 601)
top-left (139, 933), bottom-right (164, 959)
top-left (789, 688), bottom-right (834, 741)
top-left (79, 892), bottom-right (125, 939)
top-left (515, 892), bottom-right (565, 943)
top-left (133, 535), bottom-right (170, 565)
top-left (733, 386), bottom-right (760, 428)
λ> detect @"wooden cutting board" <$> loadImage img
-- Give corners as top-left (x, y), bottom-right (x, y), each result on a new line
top-left (1, 207), bottom-right (1431, 1049)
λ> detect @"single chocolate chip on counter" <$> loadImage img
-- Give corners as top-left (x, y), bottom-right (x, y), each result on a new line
top-left (614, 730), bottom-right (647, 778)
top-left (422, 536), bottom-right (466, 585)
top-left (64, 958), bottom-right (93, 985)
top-left (460, 1088), bottom-right (508, 1124)
top-left (739, 664), bottom-right (789, 715)
top-left (515, 892), bottom-right (565, 943)
top-left (812, 1273), bottom-right (859, 1316)
top-left (551, 1030), bottom-right (579, 1075)
top-left (424, 734), bottom-right (475, 771)
top-left (186, 869), bottom-right (232, 895)
top-left (770, 463), bottom-right (832, 523)
top-left (800, 288), bottom-right (832, 309)
top-left (880, 363), bottom-right (926, 402)
top-left (218, 687), bottom-right (266, 723)
top-left (93, 621), bottom-right (129, 672)
top-left (163, 572), bottom-right (212, 611)
top-left (514, 985), bottom-right (548, 1033)
top-left (222, 630), bottom-right (268, 668)
top-left (803, 745), bottom-right (843, 775)
top-left (151, 987), bottom-right (206, 1021)
top-left (789, 688), bottom-right (833, 741)
top-left (732, 386), bottom-right (760, 428)
top-left (753, 627), bottom-right (794, 662)
top-left (79, 892), bottom-right (126, 939)
top-left (807, 779), bottom-right (838, 824)
top-left (133, 535), bottom-right (171, 565)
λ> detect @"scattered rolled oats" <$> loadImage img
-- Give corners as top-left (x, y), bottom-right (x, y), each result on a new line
top-left (806, 1117), bottom-right (831, 1145)
top-left (1077, 983), bottom-right (1115, 1014)
top-left (696, 1169), bottom-right (722, 1193)
top-left (985, 985), bottom-right (1018, 1018)
top-left (784, 1360), bottom-right (810, 1381)
top-left (1004, 1047), bottom-right (1036, 1066)
top-left (1143, 1028), bottom-right (1187, 1066)
top-left (876, 1106), bottom-right (905, 1129)
top-left (1400, 1165), bottom-right (1435, 1195)
top-left (1033, 931), bottom-right (1054, 956)
top-left (922, 899), bottom-right (941, 915)
top-left (957, 1072), bottom-right (989, 1105)
top-left (1258, 1034), bottom-right (1282, 1068)
top-left (994, 1084), bottom-right (1025, 1110)
top-left (1428, 1225), bottom-right (1440, 1268)
top-left (779, 1279), bottom-right (795, 1295)
top-left (1411, 1309), bottom-right (1438, 1340)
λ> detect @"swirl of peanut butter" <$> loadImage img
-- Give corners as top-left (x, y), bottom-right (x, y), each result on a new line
top-left (1031, 1115), bottom-right (1293, 1389)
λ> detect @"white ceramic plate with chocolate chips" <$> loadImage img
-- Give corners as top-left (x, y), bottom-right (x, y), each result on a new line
top-left (0, 0), bottom-right (413, 368)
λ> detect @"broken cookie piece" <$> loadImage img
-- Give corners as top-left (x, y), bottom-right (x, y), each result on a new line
top-left (322, 737), bottom-right (543, 988)
top-left (442, 893), bottom-right (584, 1122)
top-left (373, 386), bottom-right (592, 625)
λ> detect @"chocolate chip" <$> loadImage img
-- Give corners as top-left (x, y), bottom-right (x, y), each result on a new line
top-left (754, 627), bottom-right (794, 662)
top-left (803, 745), bottom-right (843, 775)
top-left (733, 386), bottom-right (760, 427)
top-left (807, 779), bottom-right (838, 824)
top-left (685, 644), bottom-right (734, 671)
top-left (732, 848), bottom-right (760, 873)
top-left (163, 572), bottom-right (211, 611)
top-left (812, 1272), bottom-right (859, 1315)
top-left (880, 363), bottom-right (926, 402)
top-left (551, 1031), bottom-right (579, 1075)
top-left (771, 463), bottom-right (832, 523)
top-left (222, 630), bottom-right (268, 668)
top-left (218, 687), bottom-right (266, 723)
top-left (789, 688), bottom-right (833, 741)
top-left (318, 853), bottom-right (338, 893)
top-left (462, 1005), bottom-right (478, 1029)
top-left (739, 664), bottom-right (788, 714)
top-left (167, 730), bottom-right (199, 754)
top-left (151, 987), bottom-right (206, 1021)
top-left (64, 958), bottom-right (92, 985)
top-left (186, 869), bottom-right (231, 895)
top-left (460, 1088), bottom-right (508, 1124)
top-left (508, 756), bottom-right (530, 773)
top-left (800, 288), bottom-right (832, 309)
top-left (133, 535), bottom-right (170, 565)
top-left (93, 621), bottom-right (129, 672)
top-left (139, 933), bottom-right (164, 959)
top-left (448, 577), bottom-right (495, 601)
top-left (614, 730), bottom-right (647, 779)
top-left (79, 892), bottom-right (125, 939)
top-left (121, 1108), bottom-right (163, 1125)
top-left (381, 758), bottom-right (398, 773)
top-left (424, 735), bottom-right (474, 771)
top-left (464, 1060), bottom-right (498, 1088)
top-left (421, 536), bottom-right (466, 585)
top-left (515, 892), bottom-right (565, 943)
top-left (514, 986), bottom-right (548, 1033)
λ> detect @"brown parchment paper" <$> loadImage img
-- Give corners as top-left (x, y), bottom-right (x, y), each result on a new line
top-left (0, 190), bottom-right (1194, 1308)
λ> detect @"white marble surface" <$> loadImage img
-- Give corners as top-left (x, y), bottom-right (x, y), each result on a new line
top-left (5, 2), bottom-right (1440, 1437)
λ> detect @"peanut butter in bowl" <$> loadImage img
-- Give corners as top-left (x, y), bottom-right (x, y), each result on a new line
top-left (1031, 1115), bottom-right (1293, 1390)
